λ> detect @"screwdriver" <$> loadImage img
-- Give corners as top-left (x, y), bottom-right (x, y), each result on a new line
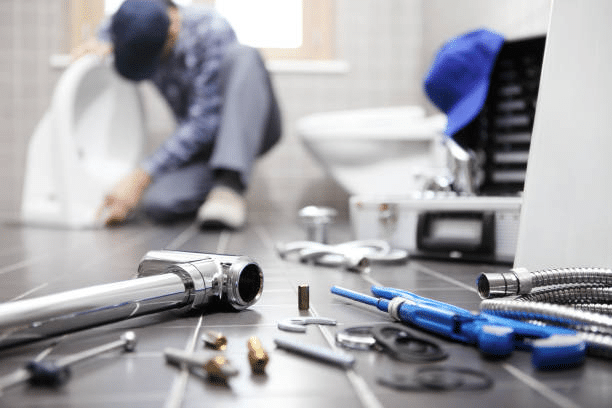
top-left (0, 331), bottom-right (137, 393)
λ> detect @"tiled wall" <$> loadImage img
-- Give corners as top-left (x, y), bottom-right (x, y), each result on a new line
top-left (420, 0), bottom-right (552, 112)
top-left (1, 0), bottom-right (552, 225)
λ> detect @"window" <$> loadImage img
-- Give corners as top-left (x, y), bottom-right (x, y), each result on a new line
top-left (70, 0), bottom-right (334, 60)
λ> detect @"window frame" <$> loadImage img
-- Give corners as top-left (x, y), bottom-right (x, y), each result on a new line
top-left (69, 0), bottom-right (335, 61)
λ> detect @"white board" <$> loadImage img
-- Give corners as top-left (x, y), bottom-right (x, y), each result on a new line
top-left (515, 0), bottom-right (612, 270)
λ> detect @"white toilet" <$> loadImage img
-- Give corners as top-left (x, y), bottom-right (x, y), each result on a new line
top-left (21, 54), bottom-right (146, 228)
top-left (296, 106), bottom-right (448, 197)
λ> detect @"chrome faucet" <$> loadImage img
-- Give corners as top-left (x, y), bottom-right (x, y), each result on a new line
top-left (0, 250), bottom-right (263, 349)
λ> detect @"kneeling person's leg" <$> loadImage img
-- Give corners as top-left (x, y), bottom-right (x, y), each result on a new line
top-left (140, 161), bottom-right (213, 223)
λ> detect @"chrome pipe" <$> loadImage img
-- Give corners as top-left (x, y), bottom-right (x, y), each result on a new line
top-left (0, 250), bottom-right (263, 349)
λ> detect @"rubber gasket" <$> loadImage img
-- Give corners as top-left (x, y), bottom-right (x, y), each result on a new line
top-left (377, 366), bottom-right (494, 391)
top-left (416, 366), bottom-right (494, 391)
top-left (370, 323), bottom-right (448, 363)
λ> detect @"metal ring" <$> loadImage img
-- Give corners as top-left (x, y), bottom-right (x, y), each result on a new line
top-left (370, 324), bottom-right (448, 363)
top-left (415, 366), bottom-right (494, 391)
top-left (377, 366), bottom-right (493, 391)
top-left (335, 326), bottom-right (378, 350)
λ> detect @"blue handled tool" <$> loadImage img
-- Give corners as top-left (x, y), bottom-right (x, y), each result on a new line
top-left (330, 285), bottom-right (586, 370)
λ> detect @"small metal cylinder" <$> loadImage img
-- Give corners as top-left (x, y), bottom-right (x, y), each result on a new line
top-left (298, 284), bottom-right (310, 310)
top-left (247, 336), bottom-right (269, 374)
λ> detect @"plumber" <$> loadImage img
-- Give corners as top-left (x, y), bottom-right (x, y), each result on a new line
top-left (73, 0), bottom-right (281, 229)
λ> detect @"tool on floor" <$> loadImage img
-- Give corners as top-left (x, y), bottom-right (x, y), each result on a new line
top-left (371, 324), bottom-right (447, 362)
top-left (335, 324), bottom-right (447, 362)
top-left (202, 331), bottom-right (228, 351)
top-left (335, 326), bottom-right (379, 350)
top-left (247, 336), bottom-right (269, 374)
top-left (276, 239), bottom-right (408, 272)
top-left (164, 347), bottom-right (239, 383)
top-left (0, 250), bottom-right (263, 349)
top-left (298, 284), bottom-right (310, 310)
top-left (377, 365), bottom-right (494, 391)
top-left (331, 285), bottom-right (587, 370)
top-left (0, 331), bottom-right (136, 393)
top-left (277, 316), bottom-right (337, 333)
top-left (274, 337), bottom-right (355, 369)
top-left (298, 206), bottom-right (338, 244)
top-left (477, 267), bottom-right (612, 357)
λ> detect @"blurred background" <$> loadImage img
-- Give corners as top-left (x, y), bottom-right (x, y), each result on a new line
top-left (0, 0), bottom-right (552, 223)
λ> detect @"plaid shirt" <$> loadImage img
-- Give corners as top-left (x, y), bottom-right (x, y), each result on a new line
top-left (100, 6), bottom-right (237, 178)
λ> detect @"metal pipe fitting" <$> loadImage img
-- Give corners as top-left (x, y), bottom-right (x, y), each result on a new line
top-left (298, 206), bottom-right (337, 244)
top-left (0, 250), bottom-right (263, 349)
top-left (477, 267), bottom-right (612, 299)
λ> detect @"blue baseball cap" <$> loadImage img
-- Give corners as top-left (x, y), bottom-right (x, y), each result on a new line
top-left (111, 0), bottom-right (170, 81)
top-left (424, 28), bottom-right (505, 136)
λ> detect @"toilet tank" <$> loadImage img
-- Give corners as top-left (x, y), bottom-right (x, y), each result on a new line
top-left (21, 55), bottom-right (146, 228)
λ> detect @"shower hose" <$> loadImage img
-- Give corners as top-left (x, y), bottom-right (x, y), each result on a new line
top-left (477, 267), bottom-right (612, 357)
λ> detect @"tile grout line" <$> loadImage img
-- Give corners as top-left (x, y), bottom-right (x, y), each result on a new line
top-left (165, 223), bottom-right (200, 250)
top-left (502, 363), bottom-right (583, 408)
top-left (255, 226), bottom-right (384, 408)
top-left (410, 261), bottom-right (478, 293)
top-left (164, 226), bottom-right (231, 408)
top-left (163, 315), bottom-right (204, 408)
top-left (9, 283), bottom-right (48, 302)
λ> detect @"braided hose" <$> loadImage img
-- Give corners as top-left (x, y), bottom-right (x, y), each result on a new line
top-left (480, 298), bottom-right (612, 356)
top-left (517, 286), bottom-right (612, 308)
top-left (477, 267), bottom-right (612, 298)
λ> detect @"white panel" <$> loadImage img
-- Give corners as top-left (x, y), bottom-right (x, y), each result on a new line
top-left (515, 0), bottom-right (612, 269)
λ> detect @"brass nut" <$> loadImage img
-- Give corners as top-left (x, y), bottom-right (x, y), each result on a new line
top-left (298, 284), bottom-right (309, 311)
top-left (204, 355), bottom-right (238, 382)
top-left (247, 336), bottom-right (269, 374)
top-left (202, 331), bottom-right (227, 350)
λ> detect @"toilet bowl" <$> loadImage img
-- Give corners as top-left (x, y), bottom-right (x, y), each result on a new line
top-left (21, 54), bottom-right (146, 228)
top-left (296, 106), bottom-right (447, 196)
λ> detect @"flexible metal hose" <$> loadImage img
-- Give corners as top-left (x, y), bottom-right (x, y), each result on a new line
top-left (477, 267), bottom-right (612, 357)
top-left (515, 285), bottom-right (612, 306)
top-left (480, 298), bottom-right (612, 357)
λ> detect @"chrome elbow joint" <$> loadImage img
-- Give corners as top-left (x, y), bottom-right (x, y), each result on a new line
top-left (138, 250), bottom-right (263, 311)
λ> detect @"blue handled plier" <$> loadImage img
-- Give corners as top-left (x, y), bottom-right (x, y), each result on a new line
top-left (331, 285), bottom-right (586, 370)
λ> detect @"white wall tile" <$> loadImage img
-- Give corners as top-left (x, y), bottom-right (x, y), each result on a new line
top-left (1, 0), bottom-right (553, 224)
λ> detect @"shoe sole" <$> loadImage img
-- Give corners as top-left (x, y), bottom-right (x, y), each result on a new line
top-left (198, 219), bottom-right (243, 231)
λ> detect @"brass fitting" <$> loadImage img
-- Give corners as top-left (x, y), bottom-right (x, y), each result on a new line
top-left (202, 331), bottom-right (227, 350)
top-left (247, 336), bottom-right (269, 374)
top-left (298, 284), bottom-right (310, 310)
top-left (204, 355), bottom-right (238, 382)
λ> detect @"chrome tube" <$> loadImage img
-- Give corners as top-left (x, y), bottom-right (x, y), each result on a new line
top-left (0, 250), bottom-right (263, 349)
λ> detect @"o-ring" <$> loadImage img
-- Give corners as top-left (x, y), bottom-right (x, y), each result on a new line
top-left (371, 324), bottom-right (448, 363)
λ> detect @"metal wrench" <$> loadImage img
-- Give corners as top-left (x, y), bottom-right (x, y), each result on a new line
top-left (0, 331), bottom-right (137, 392)
top-left (277, 316), bottom-right (337, 333)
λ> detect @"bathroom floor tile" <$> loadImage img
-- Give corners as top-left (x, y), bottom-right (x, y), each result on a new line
top-left (0, 217), bottom-right (608, 408)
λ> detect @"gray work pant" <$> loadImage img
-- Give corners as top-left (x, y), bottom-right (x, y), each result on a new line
top-left (140, 44), bottom-right (282, 222)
